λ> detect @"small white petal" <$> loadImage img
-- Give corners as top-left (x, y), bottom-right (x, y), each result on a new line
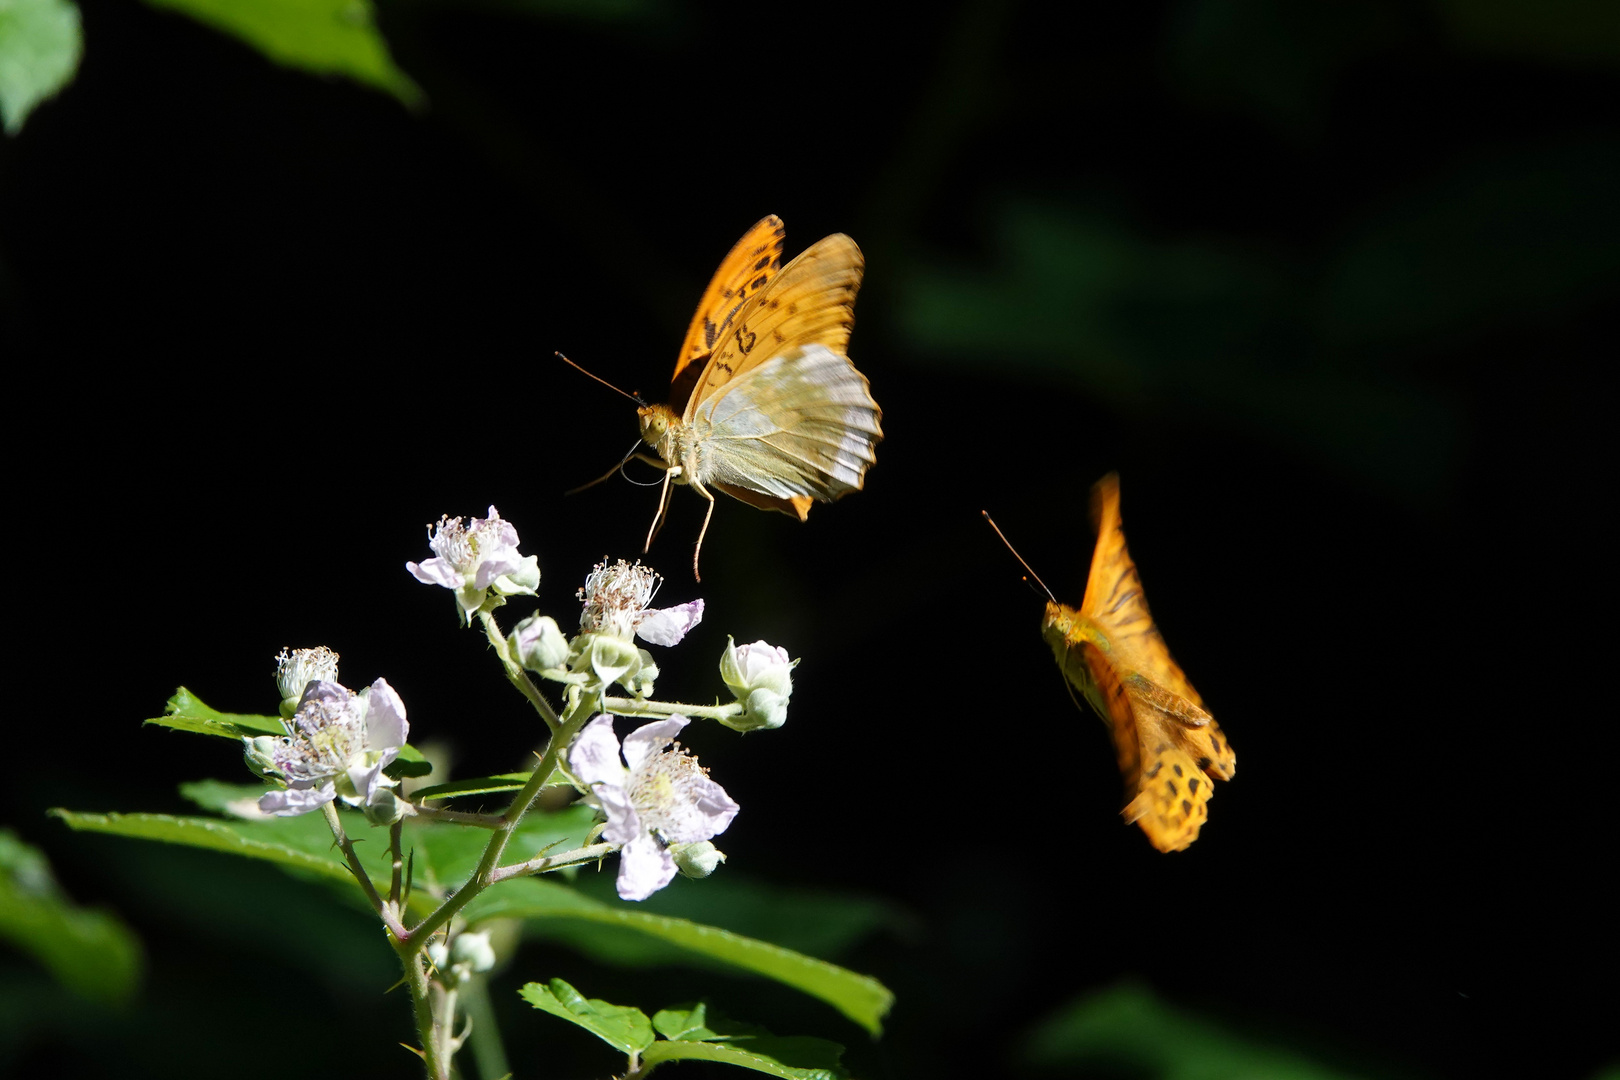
top-left (621, 717), bottom-right (688, 772)
top-left (595, 783), bottom-right (642, 848)
top-left (635, 599), bottom-right (705, 647)
top-left (569, 716), bottom-right (629, 788)
top-left (407, 558), bottom-right (464, 589)
top-left (616, 833), bottom-right (678, 901)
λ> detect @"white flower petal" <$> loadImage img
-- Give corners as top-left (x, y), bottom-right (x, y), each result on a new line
top-left (621, 717), bottom-right (688, 772)
top-left (635, 599), bottom-right (704, 647)
top-left (362, 679), bottom-right (409, 750)
top-left (596, 783), bottom-right (642, 848)
top-left (569, 716), bottom-right (629, 788)
top-left (615, 833), bottom-right (678, 901)
top-left (407, 558), bottom-right (464, 589)
top-left (259, 782), bottom-right (336, 816)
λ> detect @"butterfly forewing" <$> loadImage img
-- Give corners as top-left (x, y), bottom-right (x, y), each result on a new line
top-left (670, 216), bottom-right (787, 413)
top-left (684, 234), bottom-right (864, 418)
top-left (1079, 473), bottom-right (1202, 704)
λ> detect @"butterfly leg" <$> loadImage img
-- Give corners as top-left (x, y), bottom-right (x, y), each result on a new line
top-left (687, 478), bottom-right (718, 582)
top-left (644, 466), bottom-right (681, 553)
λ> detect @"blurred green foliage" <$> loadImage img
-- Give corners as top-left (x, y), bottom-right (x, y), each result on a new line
top-left (142, 0), bottom-right (420, 104)
top-left (0, 828), bottom-right (142, 1007)
top-left (0, 0), bottom-right (82, 133)
top-left (1023, 981), bottom-right (1379, 1080)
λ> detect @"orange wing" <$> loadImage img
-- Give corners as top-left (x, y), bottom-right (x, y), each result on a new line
top-left (1050, 473), bottom-right (1236, 851)
top-left (683, 233), bottom-right (864, 419)
top-left (669, 216), bottom-right (787, 414)
top-left (1078, 472), bottom-right (1201, 704)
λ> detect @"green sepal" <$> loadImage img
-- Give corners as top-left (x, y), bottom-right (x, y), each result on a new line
top-left (519, 978), bottom-right (654, 1053)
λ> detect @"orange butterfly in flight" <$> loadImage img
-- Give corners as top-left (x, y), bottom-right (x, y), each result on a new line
top-left (989, 474), bottom-right (1236, 851)
top-left (633, 216), bottom-right (883, 579)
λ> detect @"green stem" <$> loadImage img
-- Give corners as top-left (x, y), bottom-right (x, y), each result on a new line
top-left (602, 695), bottom-right (745, 723)
top-left (480, 609), bottom-right (560, 732)
top-left (396, 940), bottom-right (442, 1079)
top-left (405, 693), bottom-right (597, 945)
top-left (389, 820), bottom-right (405, 909)
top-left (489, 842), bottom-right (614, 884)
top-left (462, 975), bottom-right (511, 1080)
top-left (413, 804), bottom-right (507, 829)
top-left (321, 802), bottom-right (407, 940)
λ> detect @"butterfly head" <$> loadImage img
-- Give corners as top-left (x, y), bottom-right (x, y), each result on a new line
top-left (637, 404), bottom-right (676, 445)
top-left (1040, 601), bottom-right (1072, 643)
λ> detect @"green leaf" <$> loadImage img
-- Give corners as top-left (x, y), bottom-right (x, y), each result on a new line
top-left (641, 1036), bottom-right (847, 1080)
top-left (1023, 981), bottom-right (1368, 1080)
top-left (411, 772), bottom-right (536, 800)
top-left (0, 0), bottom-right (82, 135)
top-left (141, 0), bottom-right (421, 105)
top-left (0, 829), bottom-right (142, 1006)
top-left (148, 687), bottom-right (288, 737)
top-left (50, 809), bottom-right (363, 889)
top-left (51, 785), bottom-right (596, 919)
top-left (519, 978), bottom-right (654, 1054)
top-left (146, 687), bottom-right (431, 777)
top-left (653, 1001), bottom-right (767, 1042)
top-left (463, 878), bottom-right (893, 1035)
top-left (592, 873), bottom-right (909, 964)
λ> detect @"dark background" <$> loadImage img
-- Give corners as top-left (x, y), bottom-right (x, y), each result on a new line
top-left (3, 0), bottom-right (1614, 1077)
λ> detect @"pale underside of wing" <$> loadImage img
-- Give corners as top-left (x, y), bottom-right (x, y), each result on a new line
top-left (670, 216), bottom-right (788, 414)
top-left (691, 343), bottom-right (882, 507)
top-left (1079, 472), bottom-right (1203, 704)
top-left (685, 234), bottom-right (864, 416)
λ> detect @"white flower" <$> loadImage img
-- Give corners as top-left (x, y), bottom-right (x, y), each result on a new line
top-left (569, 715), bottom-right (738, 901)
top-left (275, 646), bottom-right (340, 715)
top-left (718, 638), bottom-right (795, 731)
top-left (255, 678), bottom-right (410, 817)
top-left (407, 507), bottom-right (540, 624)
top-left (577, 559), bottom-right (703, 646)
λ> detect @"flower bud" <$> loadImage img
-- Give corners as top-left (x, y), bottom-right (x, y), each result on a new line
top-left (275, 646), bottom-right (340, 717)
top-left (671, 840), bottom-right (726, 879)
top-left (510, 615), bottom-right (571, 672)
top-left (427, 941), bottom-right (449, 970)
top-left (243, 735), bottom-right (282, 778)
top-left (718, 639), bottom-right (794, 730)
top-left (450, 930), bottom-right (497, 974)
top-left (362, 786), bottom-right (406, 827)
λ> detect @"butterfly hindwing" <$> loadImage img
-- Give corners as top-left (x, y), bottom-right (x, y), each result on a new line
top-left (694, 344), bottom-right (882, 504)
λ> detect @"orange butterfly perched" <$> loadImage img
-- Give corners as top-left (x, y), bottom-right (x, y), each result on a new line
top-left (988, 474), bottom-right (1236, 852)
top-left (633, 215), bottom-right (883, 579)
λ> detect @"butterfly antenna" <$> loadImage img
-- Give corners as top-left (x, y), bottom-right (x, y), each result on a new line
top-left (566, 440), bottom-right (643, 497)
top-left (557, 351), bottom-right (646, 405)
top-left (982, 511), bottom-right (1057, 602)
